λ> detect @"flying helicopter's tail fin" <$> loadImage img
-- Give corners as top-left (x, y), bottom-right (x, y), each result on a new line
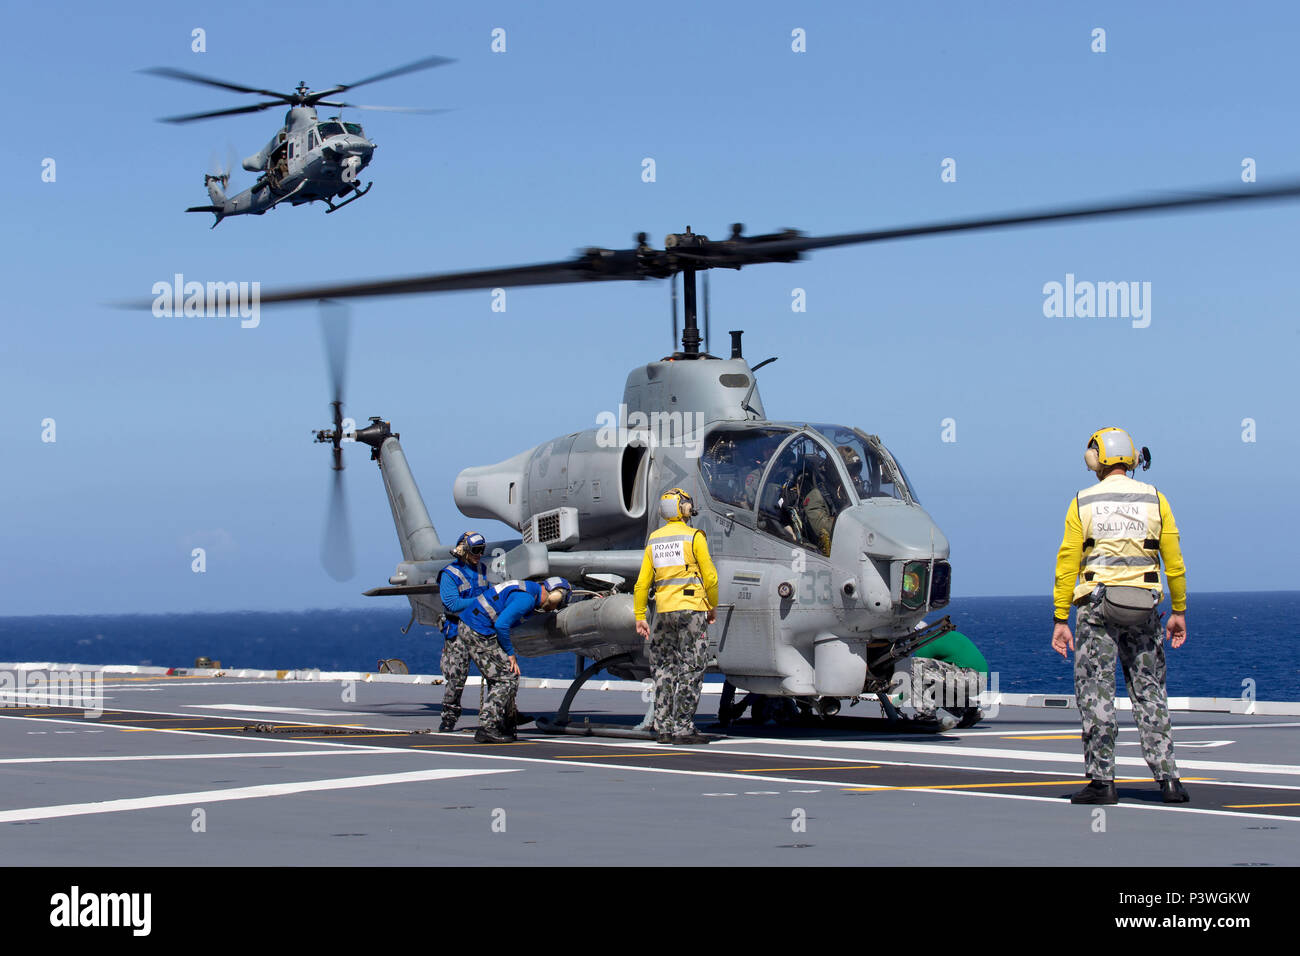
top-left (185, 205), bottom-right (225, 228)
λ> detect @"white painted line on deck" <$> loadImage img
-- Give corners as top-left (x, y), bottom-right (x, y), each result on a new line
top-left (0, 767), bottom-right (517, 823)
top-left (0, 750), bottom-right (420, 765)
top-left (709, 737), bottom-right (1300, 776)
top-left (187, 704), bottom-right (375, 717)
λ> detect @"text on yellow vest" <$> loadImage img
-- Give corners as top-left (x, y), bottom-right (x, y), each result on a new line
top-left (646, 521), bottom-right (709, 613)
top-left (1072, 473), bottom-right (1164, 605)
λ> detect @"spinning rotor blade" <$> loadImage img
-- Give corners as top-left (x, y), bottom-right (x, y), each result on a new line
top-left (309, 55), bottom-right (455, 101)
top-left (159, 100), bottom-right (287, 125)
top-left (140, 66), bottom-right (289, 100)
top-left (320, 300), bottom-right (350, 406)
top-left (251, 177), bottom-right (1300, 307)
top-left (258, 256), bottom-right (647, 305)
top-left (321, 469), bottom-right (355, 582)
top-left (316, 102), bottom-right (449, 114)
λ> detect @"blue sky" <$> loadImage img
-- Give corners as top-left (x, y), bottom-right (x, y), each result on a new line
top-left (3, 1), bottom-right (1298, 614)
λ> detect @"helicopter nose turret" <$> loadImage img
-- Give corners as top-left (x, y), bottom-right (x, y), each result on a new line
top-left (831, 498), bottom-right (951, 629)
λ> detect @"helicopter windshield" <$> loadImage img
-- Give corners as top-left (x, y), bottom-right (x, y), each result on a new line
top-left (343, 122), bottom-right (364, 136)
top-left (317, 122), bottom-right (346, 140)
top-left (810, 424), bottom-right (917, 504)
top-left (699, 427), bottom-right (793, 510)
top-left (756, 434), bottom-right (852, 554)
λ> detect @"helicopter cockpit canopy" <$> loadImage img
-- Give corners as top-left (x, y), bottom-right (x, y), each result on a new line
top-left (317, 121), bottom-right (365, 140)
top-left (700, 424), bottom-right (918, 554)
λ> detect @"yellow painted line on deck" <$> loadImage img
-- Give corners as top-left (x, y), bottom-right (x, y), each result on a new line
top-left (844, 777), bottom-right (1149, 793)
top-left (288, 733), bottom-right (411, 740)
top-left (410, 742), bottom-right (540, 749)
top-left (553, 751), bottom-right (695, 759)
top-left (1224, 802), bottom-right (1300, 809)
top-left (1005, 734), bottom-right (1080, 740)
top-left (738, 765), bottom-right (881, 773)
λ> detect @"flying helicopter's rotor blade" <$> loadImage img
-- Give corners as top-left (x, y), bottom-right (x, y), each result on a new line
top-left (158, 100), bottom-right (287, 125)
top-left (710, 179), bottom-right (1300, 262)
top-left (258, 256), bottom-right (648, 306)
top-left (321, 468), bottom-right (355, 582)
top-left (308, 54), bottom-right (455, 101)
top-left (140, 66), bottom-right (289, 101)
top-left (319, 300), bottom-right (350, 407)
top-left (316, 102), bottom-right (450, 114)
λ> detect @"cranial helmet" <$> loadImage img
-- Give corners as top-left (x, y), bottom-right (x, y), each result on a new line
top-left (659, 488), bottom-right (695, 522)
top-left (541, 576), bottom-right (572, 609)
top-left (1085, 427), bottom-right (1137, 473)
top-left (453, 531), bottom-right (487, 559)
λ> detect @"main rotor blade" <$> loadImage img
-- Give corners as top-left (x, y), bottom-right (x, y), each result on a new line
top-left (724, 179), bottom-right (1300, 261)
top-left (140, 66), bottom-right (288, 101)
top-left (316, 102), bottom-right (449, 114)
top-left (258, 255), bottom-right (648, 305)
top-left (218, 176), bottom-right (1300, 308)
top-left (310, 54), bottom-right (455, 101)
top-left (158, 100), bottom-right (286, 125)
top-left (322, 469), bottom-right (355, 582)
top-left (320, 300), bottom-right (350, 406)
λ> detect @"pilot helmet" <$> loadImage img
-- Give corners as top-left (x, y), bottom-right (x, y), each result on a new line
top-left (836, 445), bottom-right (863, 480)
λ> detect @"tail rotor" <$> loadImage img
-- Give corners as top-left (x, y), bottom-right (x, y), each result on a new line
top-left (314, 300), bottom-right (356, 581)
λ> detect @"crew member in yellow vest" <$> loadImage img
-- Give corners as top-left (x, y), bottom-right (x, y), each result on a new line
top-left (634, 488), bottom-right (720, 745)
top-left (1051, 427), bottom-right (1189, 805)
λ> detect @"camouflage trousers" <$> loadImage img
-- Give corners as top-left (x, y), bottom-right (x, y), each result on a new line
top-left (649, 610), bottom-right (710, 736)
top-left (457, 621), bottom-right (519, 735)
top-left (1074, 594), bottom-right (1178, 782)
top-left (439, 631), bottom-right (471, 722)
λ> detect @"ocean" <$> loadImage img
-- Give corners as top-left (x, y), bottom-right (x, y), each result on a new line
top-left (1, 591), bottom-right (1296, 701)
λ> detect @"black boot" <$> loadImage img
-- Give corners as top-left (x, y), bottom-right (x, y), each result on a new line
top-left (474, 727), bottom-right (515, 744)
top-left (439, 713), bottom-right (457, 733)
top-left (655, 732), bottom-right (673, 744)
top-left (672, 733), bottom-right (711, 745)
top-left (1160, 778), bottom-right (1190, 803)
top-left (1070, 780), bottom-right (1118, 804)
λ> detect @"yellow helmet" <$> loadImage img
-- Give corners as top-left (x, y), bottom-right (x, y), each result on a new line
top-left (659, 487), bottom-right (695, 521)
top-left (1085, 427), bottom-right (1137, 473)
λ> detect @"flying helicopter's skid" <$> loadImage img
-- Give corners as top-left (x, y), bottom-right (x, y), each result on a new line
top-left (325, 182), bottom-right (372, 214)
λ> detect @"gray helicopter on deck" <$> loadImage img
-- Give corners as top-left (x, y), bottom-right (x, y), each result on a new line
top-left (269, 177), bottom-right (1300, 733)
top-left (142, 55), bottom-right (452, 226)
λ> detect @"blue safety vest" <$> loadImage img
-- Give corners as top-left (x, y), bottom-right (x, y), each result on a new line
top-left (437, 560), bottom-right (489, 637)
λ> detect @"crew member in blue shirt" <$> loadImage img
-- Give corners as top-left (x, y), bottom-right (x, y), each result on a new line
top-left (436, 532), bottom-right (490, 732)
top-left (458, 576), bottom-right (572, 743)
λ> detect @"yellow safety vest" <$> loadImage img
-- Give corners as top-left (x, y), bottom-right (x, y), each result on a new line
top-left (643, 521), bottom-right (710, 613)
top-left (1071, 474), bottom-right (1164, 604)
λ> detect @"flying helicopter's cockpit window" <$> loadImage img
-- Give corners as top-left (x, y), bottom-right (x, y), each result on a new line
top-left (757, 435), bottom-right (851, 555)
top-left (343, 122), bottom-right (364, 136)
top-left (699, 428), bottom-right (792, 510)
top-left (317, 122), bottom-right (346, 140)
top-left (810, 423), bottom-right (918, 504)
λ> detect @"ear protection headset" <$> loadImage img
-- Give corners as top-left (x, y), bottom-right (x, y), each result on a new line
top-left (659, 488), bottom-right (695, 522)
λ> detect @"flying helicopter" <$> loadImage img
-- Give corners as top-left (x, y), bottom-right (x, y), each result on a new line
top-left (265, 177), bottom-right (1300, 734)
top-left (142, 55), bottom-right (453, 226)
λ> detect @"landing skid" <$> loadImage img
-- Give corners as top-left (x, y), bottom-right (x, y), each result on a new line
top-left (325, 182), bottom-right (372, 213)
top-left (533, 652), bottom-right (723, 741)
